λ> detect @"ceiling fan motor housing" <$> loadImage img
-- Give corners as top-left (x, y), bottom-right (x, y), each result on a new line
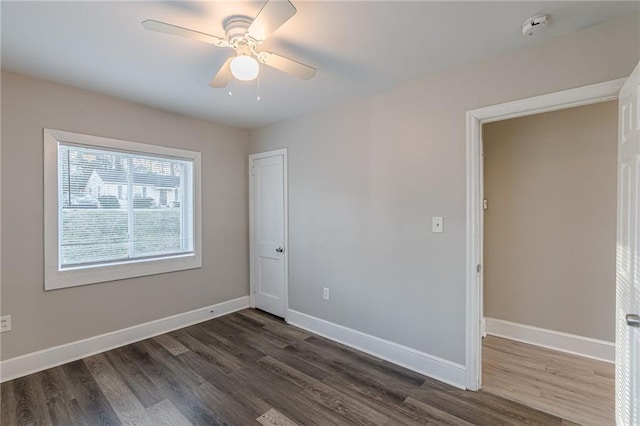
top-left (224, 16), bottom-right (254, 44)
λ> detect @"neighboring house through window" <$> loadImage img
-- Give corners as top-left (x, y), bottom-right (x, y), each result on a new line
top-left (44, 128), bottom-right (202, 290)
top-left (85, 169), bottom-right (180, 208)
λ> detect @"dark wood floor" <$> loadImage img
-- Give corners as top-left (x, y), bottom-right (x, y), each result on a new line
top-left (1, 309), bottom-right (576, 425)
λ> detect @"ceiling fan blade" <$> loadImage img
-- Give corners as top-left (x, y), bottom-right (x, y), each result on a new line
top-left (142, 20), bottom-right (229, 47)
top-left (210, 56), bottom-right (234, 88)
top-left (258, 51), bottom-right (316, 80)
top-left (247, 0), bottom-right (297, 41)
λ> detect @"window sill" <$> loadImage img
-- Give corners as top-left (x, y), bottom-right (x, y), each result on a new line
top-left (44, 252), bottom-right (202, 291)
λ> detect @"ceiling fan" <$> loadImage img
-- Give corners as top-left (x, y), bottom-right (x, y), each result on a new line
top-left (142, 0), bottom-right (316, 88)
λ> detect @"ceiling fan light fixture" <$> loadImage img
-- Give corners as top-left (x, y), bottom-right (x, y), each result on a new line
top-left (142, 0), bottom-right (317, 88)
top-left (230, 55), bottom-right (259, 81)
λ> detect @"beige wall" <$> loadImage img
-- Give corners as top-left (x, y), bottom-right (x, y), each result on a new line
top-left (0, 72), bottom-right (249, 360)
top-left (483, 101), bottom-right (617, 342)
top-left (249, 14), bottom-right (639, 364)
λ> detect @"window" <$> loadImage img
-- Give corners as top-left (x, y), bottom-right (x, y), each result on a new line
top-left (44, 129), bottom-right (202, 290)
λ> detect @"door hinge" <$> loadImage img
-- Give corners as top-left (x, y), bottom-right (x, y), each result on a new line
top-left (483, 199), bottom-right (488, 210)
top-left (477, 264), bottom-right (482, 273)
top-left (251, 166), bottom-right (255, 175)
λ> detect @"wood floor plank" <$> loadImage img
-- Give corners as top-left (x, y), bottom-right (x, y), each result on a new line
top-left (153, 334), bottom-right (190, 356)
top-left (66, 398), bottom-right (91, 426)
top-left (192, 322), bottom-right (268, 364)
top-left (221, 316), bottom-right (294, 349)
top-left (285, 338), bottom-right (421, 395)
top-left (172, 329), bottom-right (244, 374)
top-left (61, 359), bottom-right (121, 425)
top-left (136, 339), bottom-right (205, 388)
top-left (38, 368), bottom-right (73, 425)
top-left (321, 360), bottom-right (408, 404)
top-left (238, 309), bottom-right (311, 341)
top-left (104, 347), bottom-right (164, 409)
top-left (146, 399), bottom-right (192, 426)
top-left (482, 335), bottom-right (615, 426)
top-left (84, 353), bottom-right (154, 425)
top-left (303, 335), bottom-right (387, 369)
top-left (484, 352), bottom-right (613, 398)
top-left (410, 387), bottom-right (553, 426)
top-left (402, 396), bottom-right (475, 425)
top-left (229, 365), bottom-right (349, 425)
top-left (1, 379), bottom-right (18, 426)
top-left (13, 375), bottom-right (53, 426)
top-left (175, 350), bottom-right (241, 396)
top-left (257, 408), bottom-right (299, 426)
top-left (433, 380), bottom-right (567, 425)
top-left (197, 316), bottom-right (242, 338)
top-left (224, 311), bottom-right (267, 330)
top-left (175, 352), bottom-right (273, 422)
top-left (274, 345), bottom-right (333, 381)
top-left (190, 381), bottom-right (265, 424)
top-left (231, 328), bottom-right (290, 359)
top-left (122, 342), bottom-right (225, 426)
top-left (258, 355), bottom-right (391, 425)
top-left (321, 373), bottom-right (444, 425)
top-left (188, 335), bottom-right (246, 372)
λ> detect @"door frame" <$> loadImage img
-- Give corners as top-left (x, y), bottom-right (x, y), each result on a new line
top-left (465, 78), bottom-right (625, 390)
top-left (248, 148), bottom-right (289, 321)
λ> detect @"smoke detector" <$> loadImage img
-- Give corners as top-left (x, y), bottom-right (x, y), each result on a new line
top-left (522, 14), bottom-right (549, 36)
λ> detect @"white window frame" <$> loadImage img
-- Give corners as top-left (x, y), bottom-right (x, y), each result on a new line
top-left (44, 128), bottom-right (202, 291)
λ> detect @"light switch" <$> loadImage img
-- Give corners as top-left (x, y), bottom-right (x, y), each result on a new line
top-left (432, 217), bottom-right (443, 233)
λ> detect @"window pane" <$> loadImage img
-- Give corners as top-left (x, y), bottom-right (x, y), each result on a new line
top-left (133, 209), bottom-right (181, 256)
top-left (59, 146), bottom-right (130, 266)
top-left (61, 209), bottom-right (129, 265)
top-left (58, 143), bottom-right (194, 269)
top-left (131, 156), bottom-right (186, 258)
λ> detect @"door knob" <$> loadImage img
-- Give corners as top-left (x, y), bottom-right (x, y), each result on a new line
top-left (627, 314), bottom-right (640, 328)
top-left (276, 247), bottom-right (284, 253)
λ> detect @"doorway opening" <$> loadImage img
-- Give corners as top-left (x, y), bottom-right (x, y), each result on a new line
top-left (480, 101), bottom-right (617, 424)
top-left (464, 79), bottom-right (625, 418)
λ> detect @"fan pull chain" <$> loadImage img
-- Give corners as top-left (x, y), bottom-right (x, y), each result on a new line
top-left (256, 74), bottom-right (261, 102)
top-left (228, 77), bottom-right (234, 97)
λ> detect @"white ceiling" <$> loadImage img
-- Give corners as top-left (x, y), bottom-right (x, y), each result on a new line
top-left (2, 1), bottom-right (638, 129)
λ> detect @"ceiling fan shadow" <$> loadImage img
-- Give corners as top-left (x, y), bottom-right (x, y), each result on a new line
top-left (162, 1), bottom-right (212, 17)
top-left (266, 39), bottom-right (367, 80)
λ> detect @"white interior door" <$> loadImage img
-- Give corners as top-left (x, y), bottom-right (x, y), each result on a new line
top-left (616, 60), bottom-right (640, 425)
top-left (250, 150), bottom-right (287, 318)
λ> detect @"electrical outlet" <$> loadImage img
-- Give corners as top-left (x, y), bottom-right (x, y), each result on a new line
top-left (323, 287), bottom-right (330, 300)
top-left (0, 315), bottom-right (11, 332)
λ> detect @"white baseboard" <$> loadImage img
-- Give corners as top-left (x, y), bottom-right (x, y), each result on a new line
top-left (286, 309), bottom-right (466, 389)
top-left (484, 317), bottom-right (614, 363)
top-left (0, 296), bottom-right (250, 383)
